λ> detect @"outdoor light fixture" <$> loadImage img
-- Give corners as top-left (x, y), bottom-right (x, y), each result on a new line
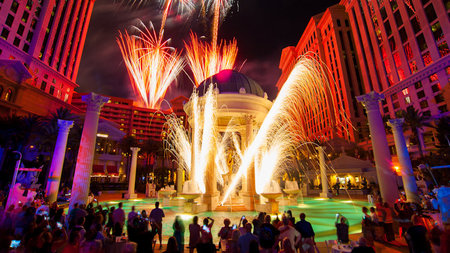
top-left (96, 133), bottom-right (109, 138)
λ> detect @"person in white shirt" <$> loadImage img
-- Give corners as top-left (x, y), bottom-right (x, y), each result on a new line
top-left (278, 216), bottom-right (301, 252)
top-left (112, 202), bottom-right (125, 236)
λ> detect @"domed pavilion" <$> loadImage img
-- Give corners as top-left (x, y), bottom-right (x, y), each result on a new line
top-left (183, 69), bottom-right (273, 211)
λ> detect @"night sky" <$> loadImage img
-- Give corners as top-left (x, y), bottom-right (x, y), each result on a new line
top-left (76, 0), bottom-right (339, 106)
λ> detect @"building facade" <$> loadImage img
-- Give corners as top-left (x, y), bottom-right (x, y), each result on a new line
top-left (71, 93), bottom-right (189, 144)
top-left (341, 0), bottom-right (450, 155)
top-left (276, 5), bottom-right (367, 143)
top-left (0, 0), bottom-right (95, 116)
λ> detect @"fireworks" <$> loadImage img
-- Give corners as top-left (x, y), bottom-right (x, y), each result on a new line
top-left (117, 21), bottom-right (184, 109)
top-left (185, 32), bottom-right (238, 86)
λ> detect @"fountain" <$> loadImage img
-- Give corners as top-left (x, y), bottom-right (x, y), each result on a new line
top-left (257, 180), bottom-right (283, 213)
top-left (158, 185), bottom-right (177, 207)
top-left (164, 58), bottom-right (345, 213)
top-left (179, 180), bottom-right (205, 213)
top-left (282, 180), bottom-right (301, 205)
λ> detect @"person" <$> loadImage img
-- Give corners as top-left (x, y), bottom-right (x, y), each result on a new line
top-left (278, 216), bottom-right (300, 252)
top-left (134, 217), bottom-right (159, 253)
top-left (286, 210), bottom-right (295, 225)
top-left (295, 213), bottom-right (315, 251)
top-left (239, 217), bottom-right (249, 235)
top-left (189, 216), bottom-right (201, 253)
top-left (252, 212), bottom-right (265, 237)
top-left (218, 218), bottom-right (232, 252)
top-left (198, 217), bottom-right (215, 253)
top-left (164, 236), bottom-right (180, 253)
top-left (128, 206), bottom-right (138, 228)
top-left (112, 202), bottom-right (125, 236)
top-left (351, 237), bottom-right (375, 253)
top-left (259, 215), bottom-right (280, 252)
top-left (280, 238), bottom-right (295, 253)
top-left (238, 223), bottom-right (258, 253)
top-left (383, 202), bottom-right (395, 242)
top-left (335, 214), bottom-right (349, 243)
top-left (361, 207), bottom-right (373, 247)
top-left (71, 216), bottom-right (87, 242)
top-left (405, 215), bottom-right (432, 253)
top-left (173, 215), bottom-right (185, 253)
top-left (227, 230), bottom-right (240, 253)
top-left (150, 201), bottom-right (165, 249)
top-left (62, 230), bottom-right (81, 253)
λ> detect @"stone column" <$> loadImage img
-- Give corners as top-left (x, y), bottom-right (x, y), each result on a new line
top-left (388, 119), bottom-right (420, 203)
top-left (176, 166), bottom-right (184, 194)
top-left (243, 114), bottom-right (257, 210)
top-left (46, 120), bottom-right (74, 203)
top-left (70, 93), bottom-right (108, 210)
top-left (125, 147), bottom-right (140, 199)
top-left (316, 146), bottom-right (331, 198)
top-left (357, 92), bottom-right (398, 204)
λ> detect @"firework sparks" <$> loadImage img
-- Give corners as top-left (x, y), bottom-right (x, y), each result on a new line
top-left (185, 32), bottom-right (238, 86)
top-left (117, 21), bottom-right (184, 109)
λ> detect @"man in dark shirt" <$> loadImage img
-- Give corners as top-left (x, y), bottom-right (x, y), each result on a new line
top-left (351, 237), bottom-right (375, 253)
top-left (259, 215), bottom-right (280, 250)
top-left (405, 216), bottom-right (432, 253)
top-left (149, 201), bottom-right (165, 249)
top-left (295, 213), bottom-right (315, 240)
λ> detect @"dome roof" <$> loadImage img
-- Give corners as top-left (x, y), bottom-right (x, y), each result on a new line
top-left (197, 69), bottom-right (266, 98)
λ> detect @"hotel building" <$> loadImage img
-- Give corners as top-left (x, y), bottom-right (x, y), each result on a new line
top-left (340, 0), bottom-right (450, 155)
top-left (71, 93), bottom-right (189, 144)
top-left (276, 4), bottom-right (367, 143)
top-left (0, 0), bottom-right (95, 116)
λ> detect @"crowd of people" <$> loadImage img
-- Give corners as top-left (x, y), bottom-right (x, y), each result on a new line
top-left (0, 187), bottom-right (448, 253)
top-left (359, 196), bottom-right (450, 253)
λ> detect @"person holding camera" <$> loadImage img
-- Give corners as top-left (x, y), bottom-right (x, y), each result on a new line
top-left (150, 202), bottom-right (165, 249)
top-left (197, 217), bottom-right (215, 253)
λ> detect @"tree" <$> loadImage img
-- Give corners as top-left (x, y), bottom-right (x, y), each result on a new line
top-left (397, 107), bottom-right (430, 158)
top-left (119, 135), bottom-right (138, 178)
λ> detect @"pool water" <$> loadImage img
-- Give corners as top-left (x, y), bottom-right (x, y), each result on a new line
top-left (100, 197), bottom-right (368, 243)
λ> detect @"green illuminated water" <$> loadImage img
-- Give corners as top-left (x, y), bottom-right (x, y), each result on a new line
top-left (100, 197), bottom-right (367, 243)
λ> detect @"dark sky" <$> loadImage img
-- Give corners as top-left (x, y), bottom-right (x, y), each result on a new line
top-left (76, 0), bottom-right (339, 104)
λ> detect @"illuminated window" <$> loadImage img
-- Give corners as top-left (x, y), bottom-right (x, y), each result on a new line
top-left (429, 73), bottom-right (438, 82)
top-left (393, 52), bottom-right (401, 67)
top-left (21, 11), bottom-right (29, 23)
top-left (398, 68), bottom-right (405, 80)
top-left (402, 88), bottom-right (409, 96)
top-left (409, 60), bottom-right (418, 73)
top-left (431, 22), bottom-right (444, 41)
top-left (415, 81), bottom-right (423, 89)
top-left (404, 43), bottom-right (413, 60)
top-left (438, 41), bottom-right (449, 57)
top-left (422, 52), bottom-right (432, 66)
top-left (405, 97), bottom-right (411, 104)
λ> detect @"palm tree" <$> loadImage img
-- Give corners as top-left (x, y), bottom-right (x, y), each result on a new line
top-left (397, 107), bottom-right (430, 158)
top-left (119, 135), bottom-right (138, 178)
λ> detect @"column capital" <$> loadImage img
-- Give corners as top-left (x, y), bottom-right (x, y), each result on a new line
top-left (356, 91), bottom-right (385, 111)
top-left (244, 114), bottom-right (255, 124)
top-left (57, 119), bottom-right (74, 131)
top-left (387, 118), bottom-right (405, 131)
top-left (82, 92), bottom-right (109, 112)
top-left (130, 147), bottom-right (141, 153)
